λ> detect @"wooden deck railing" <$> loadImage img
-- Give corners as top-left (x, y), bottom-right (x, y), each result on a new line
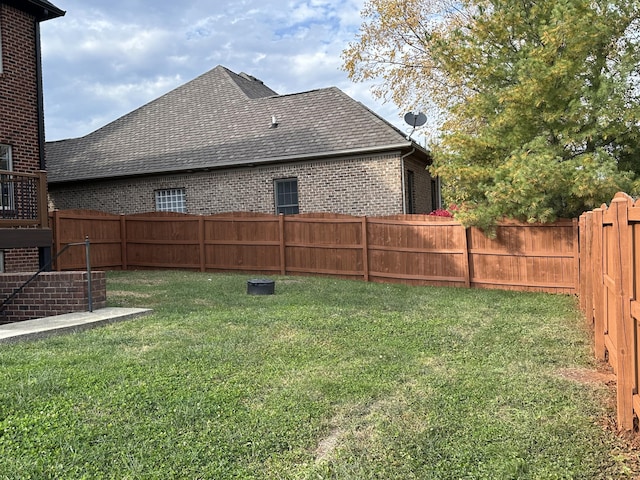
top-left (0, 170), bottom-right (48, 228)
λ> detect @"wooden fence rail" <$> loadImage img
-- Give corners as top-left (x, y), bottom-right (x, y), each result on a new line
top-left (50, 209), bottom-right (578, 294)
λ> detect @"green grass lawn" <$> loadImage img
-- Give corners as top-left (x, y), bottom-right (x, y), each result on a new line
top-left (0, 271), bottom-right (634, 478)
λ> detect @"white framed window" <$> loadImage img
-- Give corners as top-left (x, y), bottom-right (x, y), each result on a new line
top-left (0, 144), bottom-right (13, 210)
top-left (155, 188), bottom-right (186, 213)
top-left (274, 178), bottom-right (299, 215)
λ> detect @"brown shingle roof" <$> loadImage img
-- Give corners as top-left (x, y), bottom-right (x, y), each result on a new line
top-left (46, 66), bottom-right (426, 183)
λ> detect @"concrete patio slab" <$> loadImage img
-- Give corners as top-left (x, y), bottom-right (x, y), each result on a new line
top-left (0, 307), bottom-right (152, 344)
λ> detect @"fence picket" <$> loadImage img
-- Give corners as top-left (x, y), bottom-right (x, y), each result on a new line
top-left (591, 208), bottom-right (606, 360)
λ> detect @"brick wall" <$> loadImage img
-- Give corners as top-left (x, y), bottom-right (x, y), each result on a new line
top-left (0, 4), bottom-right (46, 272)
top-left (49, 152), bottom-right (436, 216)
top-left (3, 248), bottom-right (39, 272)
top-left (0, 4), bottom-right (40, 172)
top-left (0, 271), bottom-right (106, 323)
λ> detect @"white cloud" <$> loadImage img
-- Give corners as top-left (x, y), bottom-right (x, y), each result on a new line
top-left (87, 75), bottom-right (183, 107)
top-left (287, 1), bottom-right (327, 23)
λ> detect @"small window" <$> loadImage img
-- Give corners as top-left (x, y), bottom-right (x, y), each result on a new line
top-left (274, 178), bottom-right (299, 215)
top-left (155, 188), bottom-right (186, 213)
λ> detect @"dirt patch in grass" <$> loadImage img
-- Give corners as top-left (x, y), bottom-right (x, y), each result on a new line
top-left (556, 367), bottom-right (616, 385)
top-left (556, 364), bottom-right (640, 478)
top-left (315, 427), bottom-right (343, 463)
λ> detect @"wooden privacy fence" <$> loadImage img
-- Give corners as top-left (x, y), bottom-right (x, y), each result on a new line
top-left (579, 192), bottom-right (640, 431)
top-left (50, 209), bottom-right (578, 294)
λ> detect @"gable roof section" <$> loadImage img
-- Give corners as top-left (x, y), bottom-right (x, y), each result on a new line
top-left (4, 0), bottom-right (65, 21)
top-left (47, 65), bottom-right (427, 184)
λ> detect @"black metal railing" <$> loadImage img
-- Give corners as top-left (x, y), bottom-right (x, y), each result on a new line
top-left (0, 170), bottom-right (48, 227)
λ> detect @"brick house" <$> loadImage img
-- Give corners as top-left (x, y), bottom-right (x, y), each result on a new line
top-left (0, 0), bottom-right (64, 272)
top-left (46, 66), bottom-right (440, 217)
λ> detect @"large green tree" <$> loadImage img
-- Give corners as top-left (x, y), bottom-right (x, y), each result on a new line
top-left (343, 0), bottom-right (640, 228)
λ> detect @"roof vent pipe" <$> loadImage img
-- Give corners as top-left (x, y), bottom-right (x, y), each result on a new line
top-left (270, 115), bottom-right (278, 128)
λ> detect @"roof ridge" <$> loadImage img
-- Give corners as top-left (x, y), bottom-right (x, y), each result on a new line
top-left (220, 67), bottom-right (279, 99)
top-left (273, 86), bottom-right (336, 99)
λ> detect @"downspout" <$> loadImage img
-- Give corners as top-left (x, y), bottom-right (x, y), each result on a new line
top-left (34, 20), bottom-right (52, 270)
top-left (400, 148), bottom-right (415, 214)
top-left (35, 21), bottom-right (45, 170)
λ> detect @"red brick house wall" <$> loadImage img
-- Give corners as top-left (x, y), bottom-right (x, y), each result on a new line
top-left (0, 3), bottom-right (46, 272)
top-left (3, 248), bottom-right (39, 272)
top-left (0, 4), bottom-right (41, 171)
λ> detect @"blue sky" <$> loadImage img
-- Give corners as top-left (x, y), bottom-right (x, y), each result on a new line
top-left (39, 0), bottom-right (411, 141)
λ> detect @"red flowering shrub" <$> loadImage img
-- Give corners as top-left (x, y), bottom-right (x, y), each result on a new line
top-left (428, 208), bottom-right (454, 217)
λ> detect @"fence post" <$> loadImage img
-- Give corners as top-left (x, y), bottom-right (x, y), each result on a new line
top-left (199, 216), bottom-right (206, 272)
top-left (573, 218), bottom-right (581, 297)
top-left (37, 171), bottom-right (49, 229)
top-left (611, 194), bottom-right (635, 430)
top-left (53, 209), bottom-right (62, 271)
top-left (361, 216), bottom-right (369, 282)
top-left (120, 214), bottom-right (127, 270)
top-left (85, 236), bottom-right (93, 312)
top-left (50, 209), bottom-right (57, 269)
top-left (279, 214), bottom-right (286, 275)
top-left (462, 225), bottom-right (471, 288)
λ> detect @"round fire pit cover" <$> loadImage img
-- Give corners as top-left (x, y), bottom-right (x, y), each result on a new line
top-left (247, 278), bottom-right (275, 295)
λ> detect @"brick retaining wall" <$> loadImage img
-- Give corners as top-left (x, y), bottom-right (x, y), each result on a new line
top-left (0, 271), bottom-right (106, 323)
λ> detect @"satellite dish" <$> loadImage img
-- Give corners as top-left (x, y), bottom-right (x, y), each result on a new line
top-left (403, 112), bottom-right (427, 140)
top-left (404, 112), bottom-right (427, 127)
